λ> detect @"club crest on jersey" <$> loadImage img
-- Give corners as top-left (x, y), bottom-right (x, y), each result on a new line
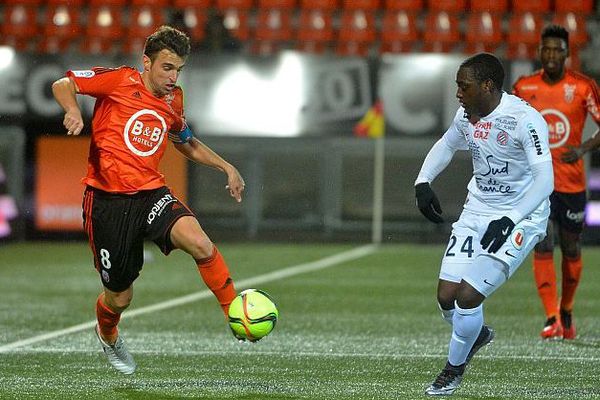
top-left (510, 228), bottom-right (525, 250)
top-left (496, 131), bottom-right (508, 146)
top-left (563, 84), bottom-right (576, 103)
top-left (123, 109), bottom-right (167, 157)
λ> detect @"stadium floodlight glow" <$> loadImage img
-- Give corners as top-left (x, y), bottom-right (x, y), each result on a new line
top-left (0, 46), bottom-right (15, 70)
top-left (210, 52), bottom-right (304, 136)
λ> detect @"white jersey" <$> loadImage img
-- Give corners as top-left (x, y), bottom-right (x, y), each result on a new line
top-left (443, 92), bottom-right (551, 216)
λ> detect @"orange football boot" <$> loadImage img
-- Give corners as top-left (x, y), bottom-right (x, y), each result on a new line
top-left (540, 316), bottom-right (563, 340)
top-left (560, 309), bottom-right (576, 340)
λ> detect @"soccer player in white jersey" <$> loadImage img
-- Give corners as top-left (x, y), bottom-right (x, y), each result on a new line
top-left (414, 53), bottom-right (554, 396)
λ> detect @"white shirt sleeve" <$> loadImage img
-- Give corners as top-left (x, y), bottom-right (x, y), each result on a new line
top-left (415, 109), bottom-right (468, 185)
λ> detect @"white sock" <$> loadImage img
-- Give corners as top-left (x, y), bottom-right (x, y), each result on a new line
top-left (438, 303), bottom-right (454, 326)
top-left (448, 302), bottom-right (483, 366)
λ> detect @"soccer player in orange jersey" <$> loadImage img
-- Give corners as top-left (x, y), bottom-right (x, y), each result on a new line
top-left (513, 25), bottom-right (600, 340)
top-left (51, 26), bottom-right (246, 374)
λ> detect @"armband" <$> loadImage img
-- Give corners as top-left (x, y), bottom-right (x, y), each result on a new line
top-left (169, 124), bottom-right (194, 144)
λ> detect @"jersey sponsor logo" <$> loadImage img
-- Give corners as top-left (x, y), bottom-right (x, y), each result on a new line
top-left (123, 109), bottom-right (167, 157)
top-left (586, 92), bottom-right (600, 119)
top-left (541, 109), bottom-right (570, 149)
top-left (563, 83), bottom-right (576, 103)
top-left (566, 209), bottom-right (585, 223)
top-left (527, 122), bottom-right (543, 155)
top-left (476, 155), bottom-right (514, 194)
top-left (473, 121), bottom-right (492, 140)
top-left (147, 193), bottom-right (177, 224)
top-left (510, 227), bottom-right (525, 249)
top-left (72, 70), bottom-right (95, 78)
top-left (496, 131), bottom-right (508, 146)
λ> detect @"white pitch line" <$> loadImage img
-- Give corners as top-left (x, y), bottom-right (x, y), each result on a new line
top-left (0, 244), bottom-right (377, 353)
top-left (7, 348), bottom-right (600, 363)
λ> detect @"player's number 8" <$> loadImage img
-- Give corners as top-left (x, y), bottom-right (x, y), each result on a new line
top-left (100, 248), bottom-right (112, 269)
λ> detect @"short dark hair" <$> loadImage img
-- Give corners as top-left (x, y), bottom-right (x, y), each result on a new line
top-left (541, 24), bottom-right (569, 49)
top-left (460, 53), bottom-right (505, 91)
top-left (144, 25), bottom-right (191, 61)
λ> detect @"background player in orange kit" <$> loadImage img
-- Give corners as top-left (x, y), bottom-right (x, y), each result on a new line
top-left (51, 26), bottom-right (245, 374)
top-left (513, 24), bottom-right (600, 340)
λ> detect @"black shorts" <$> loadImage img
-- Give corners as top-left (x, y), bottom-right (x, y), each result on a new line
top-left (82, 186), bottom-right (195, 292)
top-left (549, 191), bottom-right (587, 234)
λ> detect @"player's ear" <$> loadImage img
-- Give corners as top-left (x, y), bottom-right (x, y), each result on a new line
top-left (143, 55), bottom-right (151, 72)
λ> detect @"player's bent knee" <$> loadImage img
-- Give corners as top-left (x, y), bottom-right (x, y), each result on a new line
top-left (455, 282), bottom-right (485, 309)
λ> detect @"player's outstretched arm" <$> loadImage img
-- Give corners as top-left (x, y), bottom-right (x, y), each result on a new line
top-left (174, 138), bottom-right (245, 203)
top-left (51, 77), bottom-right (83, 136)
top-left (561, 128), bottom-right (600, 163)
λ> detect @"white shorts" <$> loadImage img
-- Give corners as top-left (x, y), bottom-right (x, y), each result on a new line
top-left (439, 207), bottom-right (549, 297)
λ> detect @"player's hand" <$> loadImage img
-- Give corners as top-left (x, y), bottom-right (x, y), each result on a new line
top-left (225, 167), bottom-right (245, 203)
top-left (415, 182), bottom-right (444, 224)
top-left (480, 216), bottom-right (515, 253)
top-left (63, 109), bottom-right (84, 136)
top-left (560, 145), bottom-right (583, 164)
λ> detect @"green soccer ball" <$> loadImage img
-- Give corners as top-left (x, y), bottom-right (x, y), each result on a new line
top-left (228, 289), bottom-right (279, 342)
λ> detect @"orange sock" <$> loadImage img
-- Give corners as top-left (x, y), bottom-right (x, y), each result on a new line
top-left (96, 293), bottom-right (120, 343)
top-left (196, 246), bottom-right (236, 316)
top-left (560, 256), bottom-right (582, 312)
top-left (533, 252), bottom-right (558, 319)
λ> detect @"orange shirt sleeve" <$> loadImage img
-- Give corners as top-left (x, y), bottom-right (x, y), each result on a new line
top-left (66, 67), bottom-right (126, 98)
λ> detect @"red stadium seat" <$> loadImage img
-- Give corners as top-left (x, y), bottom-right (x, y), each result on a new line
top-left (422, 11), bottom-right (461, 53)
top-left (81, 6), bottom-right (124, 54)
top-left (0, 5), bottom-right (39, 51)
top-left (464, 12), bottom-right (503, 53)
top-left (341, 0), bottom-right (380, 9)
top-left (252, 8), bottom-right (293, 53)
top-left (173, 0), bottom-right (211, 7)
top-left (383, 0), bottom-right (423, 11)
top-left (89, 0), bottom-right (128, 5)
top-left (506, 12), bottom-right (544, 59)
top-left (123, 6), bottom-right (166, 53)
top-left (469, 0), bottom-right (508, 12)
top-left (258, 0), bottom-right (296, 8)
top-left (427, 0), bottom-right (466, 12)
top-left (552, 12), bottom-right (589, 46)
top-left (3, 0), bottom-right (42, 4)
top-left (46, 0), bottom-right (85, 5)
top-left (222, 8), bottom-right (250, 40)
top-left (216, 0), bottom-right (254, 9)
top-left (296, 9), bottom-right (334, 53)
top-left (380, 10), bottom-right (419, 53)
top-left (131, 0), bottom-right (171, 6)
top-left (555, 0), bottom-right (594, 13)
top-left (299, 0), bottom-right (337, 8)
top-left (511, 0), bottom-right (550, 13)
top-left (172, 7), bottom-right (209, 41)
top-left (40, 5), bottom-right (83, 53)
top-left (336, 9), bottom-right (377, 56)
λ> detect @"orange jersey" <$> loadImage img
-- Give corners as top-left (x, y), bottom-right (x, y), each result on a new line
top-left (67, 67), bottom-right (185, 193)
top-left (513, 69), bottom-right (600, 193)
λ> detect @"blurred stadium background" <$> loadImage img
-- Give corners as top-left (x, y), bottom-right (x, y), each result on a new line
top-left (1, 0), bottom-right (600, 244)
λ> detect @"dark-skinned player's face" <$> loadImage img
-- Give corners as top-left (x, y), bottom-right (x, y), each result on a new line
top-left (539, 36), bottom-right (568, 76)
top-left (456, 66), bottom-right (486, 118)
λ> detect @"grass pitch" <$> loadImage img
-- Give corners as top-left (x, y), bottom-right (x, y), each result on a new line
top-left (1, 242), bottom-right (600, 399)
